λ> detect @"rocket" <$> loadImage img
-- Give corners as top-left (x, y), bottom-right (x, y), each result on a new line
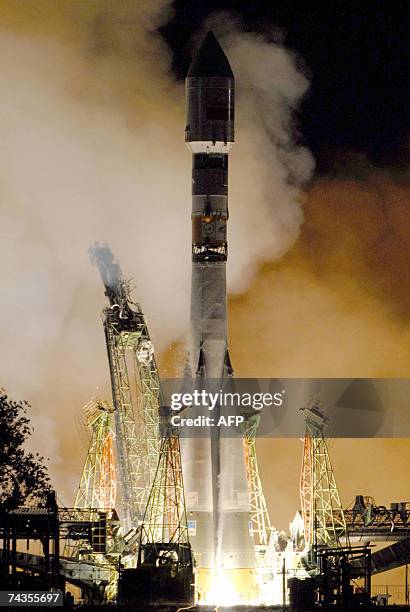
top-left (183, 32), bottom-right (255, 594)
top-left (186, 31), bottom-right (233, 378)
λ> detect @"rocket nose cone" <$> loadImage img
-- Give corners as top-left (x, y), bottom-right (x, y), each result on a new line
top-left (187, 31), bottom-right (234, 79)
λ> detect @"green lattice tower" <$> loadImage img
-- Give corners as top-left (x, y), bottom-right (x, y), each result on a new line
top-left (91, 245), bottom-right (161, 533)
top-left (137, 418), bottom-right (193, 575)
top-left (300, 400), bottom-right (347, 552)
top-left (140, 432), bottom-right (189, 545)
top-left (74, 398), bottom-right (116, 511)
top-left (243, 414), bottom-right (275, 567)
top-left (103, 291), bottom-right (161, 532)
top-left (64, 399), bottom-right (118, 601)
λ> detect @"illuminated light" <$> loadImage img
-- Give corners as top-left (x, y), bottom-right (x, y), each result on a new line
top-left (197, 548), bottom-right (310, 606)
top-left (201, 567), bottom-right (259, 606)
top-left (204, 571), bottom-right (242, 606)
top-left (136, 339), bottom-right (154, 364)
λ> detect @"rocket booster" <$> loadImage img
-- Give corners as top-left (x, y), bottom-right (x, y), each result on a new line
top-left (183, 32), bottom-right (255, 580)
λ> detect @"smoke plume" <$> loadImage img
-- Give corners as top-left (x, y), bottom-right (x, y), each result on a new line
top-left (0, 3), bottom-right (312, 498)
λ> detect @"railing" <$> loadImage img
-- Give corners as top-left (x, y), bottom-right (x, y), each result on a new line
top-left (372, 584), bottom-right (409, 606)
top-left (336, 508), bottom-right (410, 540)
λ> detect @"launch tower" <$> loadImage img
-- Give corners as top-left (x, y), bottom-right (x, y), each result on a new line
top-left (90, 245), bottom-right (161, 533)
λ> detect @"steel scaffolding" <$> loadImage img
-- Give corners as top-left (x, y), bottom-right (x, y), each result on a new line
top-left (243, 415), bottom-right (274, 555)
top-left (139, 426), bottom-right (189, 549)
top-left (90, 244), bottom-right (161, 533)
top-left (300, 399), bottom-right (347, 550)
top-left (74, 398), bottom-right (116, 512)
top-left (104, 311), bottom-right (160, 531)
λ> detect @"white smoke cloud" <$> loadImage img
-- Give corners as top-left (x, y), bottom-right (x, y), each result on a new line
top-left (224, 28), bottom-right (314, 288)
top-left (0, 6), bottom-right (313, 491)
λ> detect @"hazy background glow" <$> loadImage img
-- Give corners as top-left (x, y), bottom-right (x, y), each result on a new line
top-left (0, 6), bottom-right (409, 585)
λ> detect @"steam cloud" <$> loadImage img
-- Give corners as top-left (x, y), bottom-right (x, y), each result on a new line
top-left (0, 3), bottom-right (313, 498)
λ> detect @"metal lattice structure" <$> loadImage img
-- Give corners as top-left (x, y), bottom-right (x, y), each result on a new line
top-left (74, 399), bottom-right (116, 512)
top-left (243, 414), bottom-right (275, 562)
top-left (300, 399), bottom-right (347, 550)
top-left (139, 428), bottom-right (189, 549)
top-left (132, 419), bottom-right (194, 606)
top-left (65, 399), bottom-right (116, 564)
top-left (90, 244), bottom-right (161, 533)
top-left (104, 313), bottom-right (160, 531)
top-left (66, 400), bottom-right (119, 601)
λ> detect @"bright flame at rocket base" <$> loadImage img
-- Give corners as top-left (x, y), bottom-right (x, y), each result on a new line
top-left (200, 568), bottom-right (258, 605)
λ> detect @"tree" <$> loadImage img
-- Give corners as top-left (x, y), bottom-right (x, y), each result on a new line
top-left (0, 392), bottom-right (52, 510)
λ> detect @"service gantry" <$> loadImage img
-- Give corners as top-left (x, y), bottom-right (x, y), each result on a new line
top-left (90, 244), bottom-right (161, 533)
top-left (243, 413), bottom-right (276, 567)
top-left (74, 398), bottom-right (116, 513)
top-left (129, 410), bottom-right (194, 605)
top-left (67, 398), bottom-right (119, 599)
top-left (300, 398), bottom-right (347, 559)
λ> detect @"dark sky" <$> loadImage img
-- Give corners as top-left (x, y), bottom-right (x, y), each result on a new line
top-left (162, 1), bottom-right (410, 173)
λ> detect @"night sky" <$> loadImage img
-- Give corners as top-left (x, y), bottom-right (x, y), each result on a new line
top-left (162, 1), bottom-right (410, 172)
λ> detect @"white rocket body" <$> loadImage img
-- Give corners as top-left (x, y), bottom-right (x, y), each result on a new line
top-left (182, 32), bottom-right (255, 575)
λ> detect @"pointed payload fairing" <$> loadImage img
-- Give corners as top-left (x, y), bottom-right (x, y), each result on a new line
top-left (183, 32), bottom-right (256, 595)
